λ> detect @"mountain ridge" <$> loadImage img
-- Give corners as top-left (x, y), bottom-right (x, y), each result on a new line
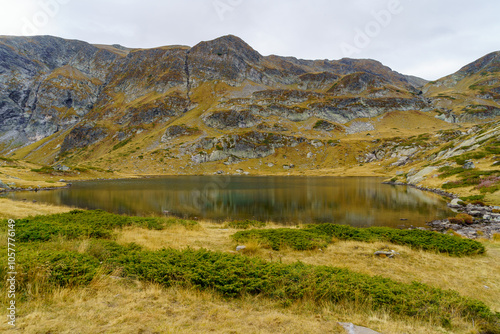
top-left (0, 34), bottom-right (498, 182)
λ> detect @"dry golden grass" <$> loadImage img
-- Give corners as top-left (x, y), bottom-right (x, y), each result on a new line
top-left (117, 223), bottom-right (236, 252)
top-left (0, 275), bottom-right (477, 334)
top-left (0, 198), bottom-right (73, 219)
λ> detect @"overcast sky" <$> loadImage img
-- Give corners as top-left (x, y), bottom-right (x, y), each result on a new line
top-left (0, 0), bottom-right (498, 80)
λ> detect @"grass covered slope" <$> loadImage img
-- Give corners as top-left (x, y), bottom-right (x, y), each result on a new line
top-left (1, 209), bottom-right (499, 333)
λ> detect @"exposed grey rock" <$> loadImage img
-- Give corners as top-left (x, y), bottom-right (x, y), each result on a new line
top-left (236, 245), bottom-right (246, 251)
top-left (338, 322), bottom-right (382, 334)
top-left (59, 125), bottom-right (107, 154)
top-left (53, 164), bottom-right (70, 172)
top-left (345, 121), bottom-right (375, 134)
top-left (374, 250), bottom-right (399, 258)
top-left (406, 166), bottom-right (438, 184)
top-left (310, 140), bottom-right (323, 148)
top-left (463, 160), bottom-right (475, 169)
top-left (391, 156), bottom-right (409, 167)
top-left (203, 110), bottom-right (261, 129)
top-left (449, 198), bottom-right (463, 208)
top-left (0, 180), bottom-right (10, 189)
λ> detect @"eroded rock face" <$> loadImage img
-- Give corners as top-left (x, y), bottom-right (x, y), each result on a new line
top-left (60, 125), bottom-right (108, 154)
top-left (203, 110), bottom-right (261, 129)
top-left (0, 36), bottom-right (118, 149)
top-left (161, 124), bottom-right (200, 142)
top-left (190, 131), bottom-right (308, 163)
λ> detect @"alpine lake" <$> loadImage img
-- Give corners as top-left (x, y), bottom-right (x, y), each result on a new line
top-left (4, 176), bottom-right (453, 227)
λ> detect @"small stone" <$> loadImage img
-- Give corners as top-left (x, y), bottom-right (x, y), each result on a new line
top-left (236, 245), bottom-right (246, 251)
top-left (374, 250), bottom-right (399, 258)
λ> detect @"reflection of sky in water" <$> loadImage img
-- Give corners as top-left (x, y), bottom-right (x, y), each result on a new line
top-left (5, 176), bottom-right (453, 227)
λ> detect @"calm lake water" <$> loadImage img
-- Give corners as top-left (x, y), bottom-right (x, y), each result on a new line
top-left (5, 176), bottom-right (452, 227)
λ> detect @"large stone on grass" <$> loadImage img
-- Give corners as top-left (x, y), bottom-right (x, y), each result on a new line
top-left (338, 322), bottom-right (382, 334)
top-left (463, 160), bottom-right (475, 169)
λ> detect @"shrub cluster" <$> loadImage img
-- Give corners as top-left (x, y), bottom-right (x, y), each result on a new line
top-left (233, 228), bottom-right (330, 250)
top-left (14, 210), bottom-right (197, 242)
top-left (234, 224), bottom-right (485, 256)
top-left (309, 224), bottom-right (484, 256)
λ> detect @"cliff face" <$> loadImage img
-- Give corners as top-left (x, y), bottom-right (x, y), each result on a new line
top-left (0, 36), bottom-right (119, 149)
top-left (0, 34), bottom-right (498, 171)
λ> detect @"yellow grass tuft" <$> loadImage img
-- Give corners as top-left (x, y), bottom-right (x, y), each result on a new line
top-left (0, 198), bottom-right (73, 219)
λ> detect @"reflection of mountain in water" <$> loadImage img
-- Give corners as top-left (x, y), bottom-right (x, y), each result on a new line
top-left (6, 176), bottom-right (452, 227)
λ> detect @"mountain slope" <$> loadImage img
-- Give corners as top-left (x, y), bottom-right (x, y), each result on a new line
top-left (423, 51), bottom-right (500, 122)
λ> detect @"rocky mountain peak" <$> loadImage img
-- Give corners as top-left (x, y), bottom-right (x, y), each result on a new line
top-left (191, 34), bottom-right (262, 63)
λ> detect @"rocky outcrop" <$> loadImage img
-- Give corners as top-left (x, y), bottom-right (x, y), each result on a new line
top-left (161, 124), bottom-right (200, 142)
top-left (60, 124), bottom-right (108, 154)
top-left (312, 120), bottom-right (344, 132)
top-left (190, 131), bottom-right (307, 164)
top-left (118, 95), bottom-right (189, 126)
top-left (203, 110), bottom-right (261, 129)
top-left (327, 72), bottom-right (390, 95)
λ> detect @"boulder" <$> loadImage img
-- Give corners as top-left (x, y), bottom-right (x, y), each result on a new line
top-left (338, 322), bottom-right (382, 334)
top-left (449, 198), bottom-right (463, 208)
top-left (406, 166), bottom-right (438, 184)
top-left (463, 160), bottom-right (475, 169)
top-left (53, 164), bottom-right (70, 172)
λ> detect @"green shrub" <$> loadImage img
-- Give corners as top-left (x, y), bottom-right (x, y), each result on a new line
top-left (233, 224), bottom-right (485, 256)
top-left (460, 195), bottom-right (485, 202)
top-left (112, 138), bottom-right (132, 151)
top-left (233, 228), bottom-right (330, 250)
top-left (12, 210), bottom-right (197, 242)
top-left (306, 224), bottom-right (484, 256)
top-left (30, 166), bottom-right (55, 174)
